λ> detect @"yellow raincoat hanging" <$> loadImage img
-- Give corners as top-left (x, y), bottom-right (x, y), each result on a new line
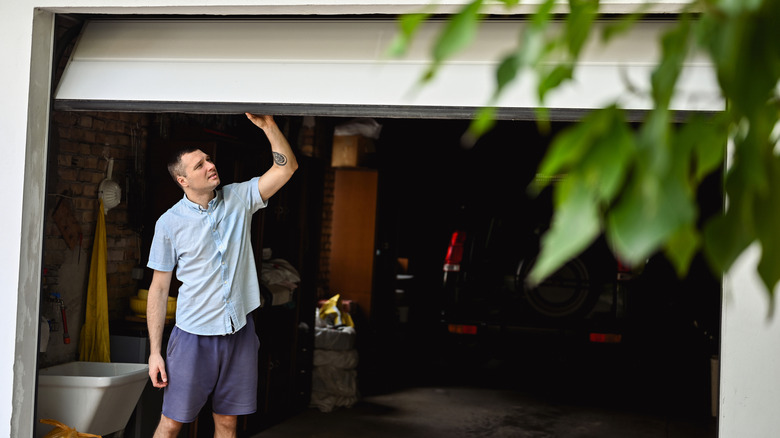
top-left (79, 199), bottom-right (110, 362)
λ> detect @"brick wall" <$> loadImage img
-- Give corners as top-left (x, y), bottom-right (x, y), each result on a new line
top-left (318, 168), bottom-right (335, 300)
top-left (41, 110), bottom-right (148, 366)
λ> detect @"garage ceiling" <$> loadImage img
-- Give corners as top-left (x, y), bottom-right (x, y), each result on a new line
top-left (53, 19), bottom-right (723, 118)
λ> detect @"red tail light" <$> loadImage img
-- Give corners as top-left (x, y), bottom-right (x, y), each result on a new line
top-left (589, 333), bottom-right (622, 343)
top-left (443, 230), bottom-right (466, 272)
top-left (448, 324), bottom-right (478, 335)
top-left (617, 259), bottom-right (634, 281)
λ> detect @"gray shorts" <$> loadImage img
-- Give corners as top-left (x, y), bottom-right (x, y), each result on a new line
top-left (162, 316), bottom-right (260, 423)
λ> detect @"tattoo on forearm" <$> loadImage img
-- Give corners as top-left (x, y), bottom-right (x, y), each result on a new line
top-left (273, 152), bottom-right (288, 166)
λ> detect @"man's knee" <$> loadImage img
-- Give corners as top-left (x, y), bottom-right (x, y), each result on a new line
top-left (154, 414), bottom-right (184, 438)
top-left (212, 413), bottom-right (238, 432)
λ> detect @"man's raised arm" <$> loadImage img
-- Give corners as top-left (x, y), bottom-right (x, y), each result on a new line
top-left (245, 113), bottom-right (299, 200)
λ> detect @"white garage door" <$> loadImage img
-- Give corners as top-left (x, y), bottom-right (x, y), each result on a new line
top-left (53, 18), bottom-right (722, 117)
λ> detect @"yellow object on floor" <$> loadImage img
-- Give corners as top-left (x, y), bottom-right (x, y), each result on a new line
top-left (39, 419), bottom-right (101, 438)
top-left (319, 294), bottom-right (354, 327)
top-left (79, 199), bottom-right (110, 362)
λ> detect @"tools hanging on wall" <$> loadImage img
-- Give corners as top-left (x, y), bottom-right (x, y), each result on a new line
top-left (52, 293), bottom-right (71, 345)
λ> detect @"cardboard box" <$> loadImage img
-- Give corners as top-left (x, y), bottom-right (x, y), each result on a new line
top-left (331, 135), bottom-right (374, 167)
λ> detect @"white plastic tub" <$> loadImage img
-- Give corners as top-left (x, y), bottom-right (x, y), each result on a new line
top-left (37, 361), bottom-right (149, 437)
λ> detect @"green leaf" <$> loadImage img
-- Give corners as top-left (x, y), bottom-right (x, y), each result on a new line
top-left (664, 225), bottom-right (701, 278)
top-left (490, 0), bottom-right (560, 111)
top-left (701, 3), bottom-right (779, 119)
top-left (536, 107), bottom-right (614, 180)
top-left (698, 10), bottom-right (741, 106)
top-left (753, 155), bottom-right (780, 294)
top-left (606, 168), bottom-right (696, 266)
top-left (651, 17), bottom-right (690, 108)
top-left (538, 64), bottom-right (573, 104)
top-left (538, 106), bottom-right (634, 204)
top-left (637, 108), bottom-right (671, 174)
top-left (530, 106), bottom-right (634, 281)
top-left (717, 0), bottom-right (764, 15)
top-left (528, 179), bottom-right (601, 285)
top-left (729, 119), bottom-right (771, 201)
top-left (464, 107), bottom-right (497, 145)
top-left (676, 115), bottom-right (728, 183)
top-left (517, 0), bottom-right (556, 68)
top-left (532, 128), bottom-right (584, 194)
top-left (702, 176), bottom-right (755, 274)
top-left (424, 0), bottom-right (484, 81)
top-left (530, 0), bottom-right (556, 28)
top-left (601, 3), bottom-right (652, 43)
top-left (495, 50), bottom-right (523, 97)
top-left (566, 0), bottom-right (599, 57)
top-left (385, 12), bottom-right (431, 58)
top-left (534, 108), bottom-right (551, 135)
top-left (578, 112), bottom-right (634, 203)
top-left (517, 24), bottom-right (549, 68)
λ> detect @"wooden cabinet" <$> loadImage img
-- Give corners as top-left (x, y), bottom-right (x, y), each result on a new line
top-left (328, 168), bottom-right (379, 320)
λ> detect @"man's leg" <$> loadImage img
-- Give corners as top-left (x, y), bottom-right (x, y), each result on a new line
top-left (153, 413), bottom-right (184, 438)
top-left (212, 317), bottom-right (260, 436)
top-left (213, 413), bottom-right (238, 438)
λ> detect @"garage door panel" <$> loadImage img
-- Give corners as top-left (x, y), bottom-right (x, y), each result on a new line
top-left (53, 19), bottom-right (723, 116)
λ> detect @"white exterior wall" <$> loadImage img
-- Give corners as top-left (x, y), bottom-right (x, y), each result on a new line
top-left (720, 246), bottom-right (780, 437)
top-left (0, 1), bottom-right (772, 437)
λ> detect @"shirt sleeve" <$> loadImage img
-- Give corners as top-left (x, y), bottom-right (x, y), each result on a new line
top-left (147, 219), bottom-right (177, 272)
top-left (229, 177), bottom-right (268, 214)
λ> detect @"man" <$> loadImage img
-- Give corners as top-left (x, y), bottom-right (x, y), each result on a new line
top-left (146, 113), bottom-right (298, 438)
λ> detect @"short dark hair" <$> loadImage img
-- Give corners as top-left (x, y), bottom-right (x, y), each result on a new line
top-left (167, 146), bottom-right (201, 187)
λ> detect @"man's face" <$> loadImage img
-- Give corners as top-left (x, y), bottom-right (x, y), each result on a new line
top-left (178, 149), bottom-right (220, 192)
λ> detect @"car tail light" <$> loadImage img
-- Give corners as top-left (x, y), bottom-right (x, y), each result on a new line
top-left (448, 324), bottom-right (478, 335)
top-left (617, 259), bottom-right (634, 281)
top-left (589, 333), bottom-right (622, 343)
top-left (443, 230), bottom-right (466, 272)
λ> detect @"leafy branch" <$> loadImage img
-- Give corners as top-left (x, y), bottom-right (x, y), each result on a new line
top-left (389, 0), bottom-right (780, 298)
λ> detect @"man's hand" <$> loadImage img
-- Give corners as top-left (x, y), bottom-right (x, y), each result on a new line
top-left (245, 113), bottom-right (275, 131)
top-left (149, 353), bottom-right (168, 388)
top-left (245, 112), bottom-right (298, 201)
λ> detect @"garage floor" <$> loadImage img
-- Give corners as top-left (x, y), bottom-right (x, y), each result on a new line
top-left (251, 336), bottom-right (719, 438)
top-left (253, 385), bottom-right (717, 438)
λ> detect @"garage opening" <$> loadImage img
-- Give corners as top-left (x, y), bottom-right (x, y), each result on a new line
top-left (39, 14), bottom-right (721, 438)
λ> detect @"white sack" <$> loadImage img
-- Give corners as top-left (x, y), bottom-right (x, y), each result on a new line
top-left (314, 348), bottom-right (359, 369)
top-left (314, 326), bottom-right (356, 351)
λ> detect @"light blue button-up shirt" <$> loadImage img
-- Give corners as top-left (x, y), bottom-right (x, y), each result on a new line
top-left (147, 177), bottom-right (267, 336)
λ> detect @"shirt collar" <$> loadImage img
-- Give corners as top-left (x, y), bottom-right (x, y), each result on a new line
top-left (181, 190), bottom-right (221, 212)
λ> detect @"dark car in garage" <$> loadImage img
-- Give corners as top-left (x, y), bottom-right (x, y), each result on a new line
top-left (374, 118), bottom-right (719, 416)
top-left (438, 183), bottom-right (633, 354)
